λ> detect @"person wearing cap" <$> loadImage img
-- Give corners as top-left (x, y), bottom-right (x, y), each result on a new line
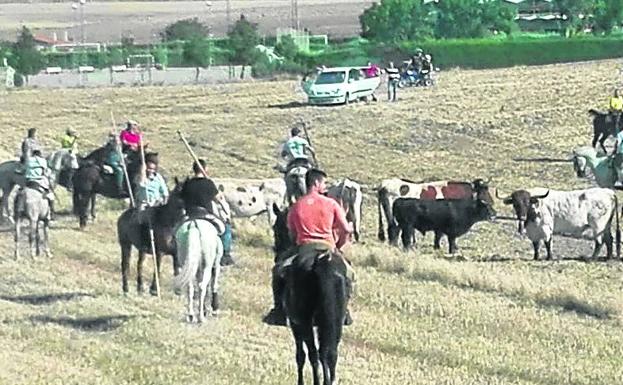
top-left (120, 120), bottom-right (143, 153)
top-left (23, 148), bottom-right (55, 218)
top-left (60, 128), bottom-right (78, 153)
top-left (180, 159), bottom-right (236, 266)
top-left (281, 125), bottom-right (316, 173)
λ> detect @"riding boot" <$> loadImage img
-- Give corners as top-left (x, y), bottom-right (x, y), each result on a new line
top-left (262, 268), bottom-right (287, 326)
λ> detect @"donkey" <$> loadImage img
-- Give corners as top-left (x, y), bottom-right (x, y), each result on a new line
top-left (117, 179), bottom-right (184, 295)
top-left (272, 205), bottom-right (350, 385)
top-left (174, 218), bottom-right (223, 323)
top-left (14, 184), bottom-right (52, 259)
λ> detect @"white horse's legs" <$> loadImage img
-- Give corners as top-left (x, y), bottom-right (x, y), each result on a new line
top-left (43, 220), bottom-right (52, 258)
top-left (198, 261), bottom-right (213, 323)
top-left (29, 218), bottom-right (37, 258)
top-left (186, 281), bottom-right (195, 323)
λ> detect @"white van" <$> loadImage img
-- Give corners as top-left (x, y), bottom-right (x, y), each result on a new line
top-left (303, 66), bottom-right (381, 105)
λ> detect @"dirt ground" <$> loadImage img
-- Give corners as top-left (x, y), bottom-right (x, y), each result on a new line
top-left (0, 0), bottom-right (373, 43)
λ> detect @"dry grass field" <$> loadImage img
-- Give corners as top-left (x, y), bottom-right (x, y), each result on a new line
top-left (1, 59), bottom-right (623, 384)
top-left (0, 0), bottom-right (373, 43)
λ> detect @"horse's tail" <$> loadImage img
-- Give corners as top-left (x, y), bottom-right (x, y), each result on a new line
top-left (588, 108), bottom-right (601, 117)
top-left (174, 221), bottom-right (201, 290)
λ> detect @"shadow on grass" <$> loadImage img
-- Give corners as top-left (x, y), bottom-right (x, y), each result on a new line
top-left (31, 314), bottom-right (135, 332)
top-left (267, 101), bottom-right (306, 109)
top-left (512, 157), bottom-right (573, 163)
top-left (0, 292), bottom-right (94, 305)
top-left (407, 268), bottom-right (614, 320)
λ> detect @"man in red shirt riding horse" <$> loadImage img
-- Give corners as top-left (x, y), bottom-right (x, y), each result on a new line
top-left (263, 168), bottom-right (355, 326)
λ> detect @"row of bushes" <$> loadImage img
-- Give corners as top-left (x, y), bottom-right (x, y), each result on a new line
top-left (299, 35), bottom-right (623, 70)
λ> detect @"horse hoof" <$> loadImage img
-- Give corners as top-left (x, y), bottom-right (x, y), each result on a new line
top-left (186, 314), bottom-right (194, 323)
top-left (198, 315), bottom-right (206, 324)
top-left (46, 252), bottom-right (53, 258)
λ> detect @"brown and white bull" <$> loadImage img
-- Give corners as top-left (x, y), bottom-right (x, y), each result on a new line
top-left (327, 178), bottom-right (364, 242)
top-left (497, 188), bottom-right (620, 260)
top-left (377, 178), bottom-right (494, 241)
top-left (213, 178), bottom-right (286, 225)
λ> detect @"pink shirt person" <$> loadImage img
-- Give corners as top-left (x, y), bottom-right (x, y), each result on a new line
top-left (120, 127), bottom-right (142, 151)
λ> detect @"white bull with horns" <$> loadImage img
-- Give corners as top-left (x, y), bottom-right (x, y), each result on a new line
top-left (496, 188), bottom-right (620, 260)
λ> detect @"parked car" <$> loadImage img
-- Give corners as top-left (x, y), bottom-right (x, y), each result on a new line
top-left (303, 66), bottom-right (381, 105)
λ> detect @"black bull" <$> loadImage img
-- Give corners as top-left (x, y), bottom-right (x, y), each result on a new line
top-left (390, 198), bottom-right (496, 254)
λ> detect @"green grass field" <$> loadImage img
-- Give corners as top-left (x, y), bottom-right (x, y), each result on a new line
top-left (1, 59), bottom-right (623, 384)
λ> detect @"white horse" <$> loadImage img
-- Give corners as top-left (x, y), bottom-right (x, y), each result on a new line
top-left (0, 150), bottom-right (78, 221)
top-left (14, 186), bottom-right (51, 259)
top-left (174, 219), bottom-right (224, 324)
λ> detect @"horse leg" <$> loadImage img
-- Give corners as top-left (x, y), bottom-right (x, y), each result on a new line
top-left (137, 250), bottom-right (146, 294)
top-left (210, 261), bottom-right (222, 315)
top-left (303, 326), bottom-right (321, 385)
top-left (291, 324), bottom-right (307, 385)
top-left (14, 217), bottom-right (20, 260)
top-left (120, 241), bottom-right (132, 294)
top-left (149, 252), bottom-right (162, 296)
top-left (198, 260), bottom-right (213, 323)
top-left (29, 218), bottom-right (37, 259)
top-left (90, 194), bottom-right (96, 221)
top-left (186, 280), bottom-right (195, 323)
top-left (35, 219), bottom-right (41, 257)
top-left (43, 219), bottom-right (52, 258)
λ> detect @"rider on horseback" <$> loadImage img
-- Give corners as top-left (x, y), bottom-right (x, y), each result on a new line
top-left (180, 159), bottom-right (236, 266)
top-left (17, 128), bottom-right (42, 174)
top-left (609, 89), bottom-right (623, 132)
top-left (60, 128), bottom-right (78, 153)
top-left (23, 149), bottom-right (54, 218)
top-left (105, 134), bottom-right (125, 195)
top-left (120, 120), bottom-right (144, 153)
top-left (282, 125), bottom-right (316, 172)
top-left (136, 158), bottom-right (169, 226)
top-left (263, 168), bottom-right (355, 327)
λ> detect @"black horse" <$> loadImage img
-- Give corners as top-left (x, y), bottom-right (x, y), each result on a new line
top-left (272, 204), bottom-right (349, 385)
top-left (590, 109), bottom-right (621, 153)
top-left (72, 146), bottom-right (158, 229)
top-left (117, 179), bottom-right (185, 295)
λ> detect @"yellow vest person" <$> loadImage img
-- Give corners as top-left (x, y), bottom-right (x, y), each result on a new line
top-left (60, 128), bottom-right (78, 152)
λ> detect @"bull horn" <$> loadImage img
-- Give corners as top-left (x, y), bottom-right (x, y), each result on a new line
top-left (532, 190), bottom-right (550, 200)
top-left (495, 189), bottom-right (509, 201)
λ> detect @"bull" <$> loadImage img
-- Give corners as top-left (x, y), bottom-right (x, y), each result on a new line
top-left (377, 178), bottom-right (494, 242)
top-left (497, 188), bottom-right (621, 260)
top-left (213, 178), bottom-right (286, 225)
top-left (390, 197), bottom-right (496, 254)
top-left (327, 178), bottom-right (364, 242)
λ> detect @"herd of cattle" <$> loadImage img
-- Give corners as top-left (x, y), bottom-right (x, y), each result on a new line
top-left (218, 174), bottom-right (620, 260)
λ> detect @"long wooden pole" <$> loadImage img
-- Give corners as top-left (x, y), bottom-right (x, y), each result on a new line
top-left (110, 112), bottom-right (135, 208)
top-left (139, 137), bottom-right (161, 299)
top-left (301, 122), bottom-right (319, 167)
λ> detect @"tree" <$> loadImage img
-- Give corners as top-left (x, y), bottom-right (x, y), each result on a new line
top-left (592, 0), bottom-right (623, 35)
top-left (359, 0), bottom-right (434, 42)
top-left (161, 18), bottom-right (209, 42)
top-left (274, 35), bottom-right (298, 60)
top-left (183, 38), bottom-right (211, 67)
top-left (553, 0), bottom-right (593, 36)
top-left (227, 14), bottom-right (260, 79)
top-left (433, 0), bottom-right (516, 38)
top-left (12, 26), bottom-right (45, 82)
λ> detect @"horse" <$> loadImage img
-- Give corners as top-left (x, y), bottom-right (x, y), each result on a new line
top-left (572, 146), bottom-right (617, 188)
top-left (284, 162), bottom-right (310, 205)
top-left (0, 149), bottom-right (77, 222)
top-left (14, 184), bottom-right (52, 259)
top-left (117, 179), bottom-right (184, 295)
top-left (272, 204), bottom-right (349, 385)
top-left (73, 149), bottom-right (158, 229)
top-left (174, 218), bottom-right (223, 323)
top-left (589, 109), bottom-right (620, 154)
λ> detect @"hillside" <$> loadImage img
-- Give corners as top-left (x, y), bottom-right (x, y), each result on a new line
top-left (1, 60), bottom-right (623, 384)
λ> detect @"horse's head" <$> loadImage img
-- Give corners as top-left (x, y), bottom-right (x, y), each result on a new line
top-left (272, 203), bottom-right (292, 255)
top-left (157, 177), bottom-right (186, 225)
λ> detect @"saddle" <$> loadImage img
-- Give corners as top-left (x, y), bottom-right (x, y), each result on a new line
top-left (183, 206), bottom-right (226, 235)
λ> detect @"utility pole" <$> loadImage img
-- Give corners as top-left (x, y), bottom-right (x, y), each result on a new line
top-left (226, 0), bottom-right (231, 32)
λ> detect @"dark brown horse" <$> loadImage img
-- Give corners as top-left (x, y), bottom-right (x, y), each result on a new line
top-left (117, 179), bottom-right (185, 295)
top-left (589, 109), bottom-right (621, 153)
top-left (272, 205), bottom-right (350, 385)
top-left (72, 147), bottom-right (158, 229)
